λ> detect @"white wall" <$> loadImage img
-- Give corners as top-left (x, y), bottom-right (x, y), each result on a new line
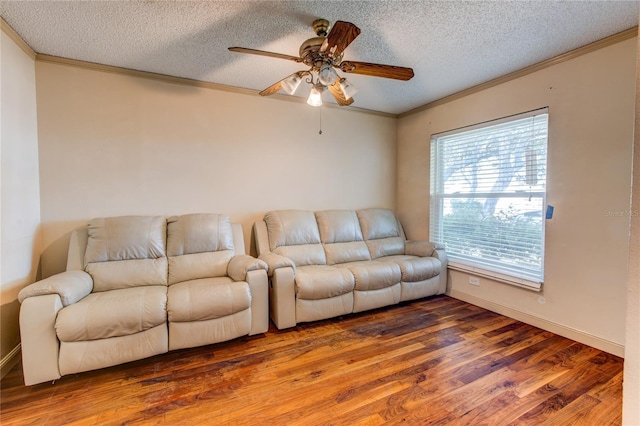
top-left (397, 38), bottom-right (637, 356)
top-left (5, 24), bottom-right (637, 414)
top-left (34, 61), bottom-right (397, 277)
top-left (0, 30), bottom-right (42, 375)
top-left (622, 23), bottom-right (640, 426)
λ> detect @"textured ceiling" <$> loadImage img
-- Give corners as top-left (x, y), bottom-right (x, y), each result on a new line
top-left (1, 1), bottom-right (638, 115)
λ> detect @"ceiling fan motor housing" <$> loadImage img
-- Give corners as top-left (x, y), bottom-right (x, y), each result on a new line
top-left (299, 36), bottom-right (325, 60)
top-left (300, 19), bottom-right (346, 70)
top-left (228, 18), bottom-right (414, 106)
top-left (299, 37), bottom-right (343, 69)
top-left (312, 19), bottom-right (330, 37)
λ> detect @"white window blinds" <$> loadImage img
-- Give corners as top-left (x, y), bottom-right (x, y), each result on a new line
top-left (430, 108), bottom-right (548, 289)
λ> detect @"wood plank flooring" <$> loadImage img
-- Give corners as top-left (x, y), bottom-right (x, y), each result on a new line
top-left (0, 296), bottom-right (623, 425)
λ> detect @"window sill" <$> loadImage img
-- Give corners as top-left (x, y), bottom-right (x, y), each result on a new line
top-left (448, 262), bottom-right (543, 292)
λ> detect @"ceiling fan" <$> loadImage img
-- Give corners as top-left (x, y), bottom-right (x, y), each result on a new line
top-left (228, 19), bottom-right (414, 107)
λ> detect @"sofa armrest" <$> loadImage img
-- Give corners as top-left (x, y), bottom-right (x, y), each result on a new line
top-left (405, 241), bottom-right (448, 293)
top-left (404, 240), bottom-right (444, 257)
top-left (270, 267), bottom-right (296, 329)
top-left (246, 269), bottom-right (269, 335)
top-left (258, 252), bottom-right (296, 276)
top-left (228, 255), bottom-right (268, 282)
top-left (431, 246), bottom-right (448, 293)
top-left (18, 270), bottom-right (93, 307)
top-left (20, 294), bottom-right (64, 385)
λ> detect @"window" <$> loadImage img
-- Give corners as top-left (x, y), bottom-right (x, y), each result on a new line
top-left (430, 108), bottom-right (548, 290)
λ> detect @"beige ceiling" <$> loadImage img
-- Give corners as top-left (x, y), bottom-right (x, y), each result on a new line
top-left (1, 1), bottom-right (638, 115)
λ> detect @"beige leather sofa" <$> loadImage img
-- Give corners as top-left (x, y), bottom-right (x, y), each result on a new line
top-left (253, 208), bottom-right (447, 329)
top-left (18, 213), bottom-right (268, 386)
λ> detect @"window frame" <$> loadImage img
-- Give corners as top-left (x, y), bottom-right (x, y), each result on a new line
top-left (429, 108), bottom-right (549, 290)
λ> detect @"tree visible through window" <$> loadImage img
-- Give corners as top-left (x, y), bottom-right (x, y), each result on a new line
top-left (430, 108), bottom-right (548, 288)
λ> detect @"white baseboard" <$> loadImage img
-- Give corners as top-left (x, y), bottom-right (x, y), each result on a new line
top-left (448, 290), bottom-right (625, 357)
top-left (1, 344), bottom-right (21, 379)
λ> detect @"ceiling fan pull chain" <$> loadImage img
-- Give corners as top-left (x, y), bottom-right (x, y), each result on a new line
top-left (319, 105), bottom-right (323, 135)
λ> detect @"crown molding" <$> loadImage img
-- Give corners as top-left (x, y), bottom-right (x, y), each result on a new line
top-left (399, 26), bottom-right (638, 118)
top-left (34, 53), bottom-right (396, 118)
top-left (1, 17), bottom-right (36, 59)
top-left (1, 15), bottom-right (394, 118)
top-left (3, 15), bottom-right (634, 120)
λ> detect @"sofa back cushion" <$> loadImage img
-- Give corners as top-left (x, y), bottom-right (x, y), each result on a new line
top-left (356, 208), bottom-right (405, 259)
top-left (315, 210), bottom-right (371, 265)
top-left (84, 216), bottom-right (168, 292)
top-left (166, 213), bottom-right (235, 285)
top-left (264, 210), bottom-right (326, 266)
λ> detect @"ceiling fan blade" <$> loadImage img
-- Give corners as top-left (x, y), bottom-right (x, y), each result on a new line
top-left (328, 78), bottom-right (354, 106)
top-left (259, 80), bottom-right (283, 97)
top-left (228, 47), bottom-right (302, 63)
top-left (339, 61), bottom-right (414, 81)
top-left (321, 21), bottom-right (361, 57)
top-left (259, 71), bottom-right (307, 97)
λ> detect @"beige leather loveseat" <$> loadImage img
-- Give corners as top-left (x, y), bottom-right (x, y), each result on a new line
top-left (18, 213), bottom-right (268, 386)
top-left (253, 208), bottom-right (447, 329)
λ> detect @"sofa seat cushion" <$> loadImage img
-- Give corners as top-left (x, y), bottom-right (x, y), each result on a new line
top-left (337, 261), bottom-right (401, 291)
top-left (295, 265), bottom-right (355, 300)
top-left (378, 255), bottom-right (441, 282)
top-left (167, 277), bottom-right (251, 323)
top-left (56, 286), bottom-right (167, 342)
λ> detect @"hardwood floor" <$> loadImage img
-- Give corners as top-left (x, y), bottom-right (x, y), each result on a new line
top-left (0, 296), bottom-right (623, 425)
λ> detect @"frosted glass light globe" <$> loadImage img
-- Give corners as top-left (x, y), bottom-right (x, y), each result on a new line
top-left (318, 64), bottom-right (338, 86)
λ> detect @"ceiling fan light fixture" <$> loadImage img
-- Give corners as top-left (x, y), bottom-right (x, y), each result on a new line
top-left (229, 19), bottom-right (414, 109)
top-left (339, 78), bottom-right (358, 100)
top-left (317, 64), bottom-right (338, 86)
top-left (281, 73), bottom-right (303, 95)
top-left (307, 85), bottom-right (324, 106)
